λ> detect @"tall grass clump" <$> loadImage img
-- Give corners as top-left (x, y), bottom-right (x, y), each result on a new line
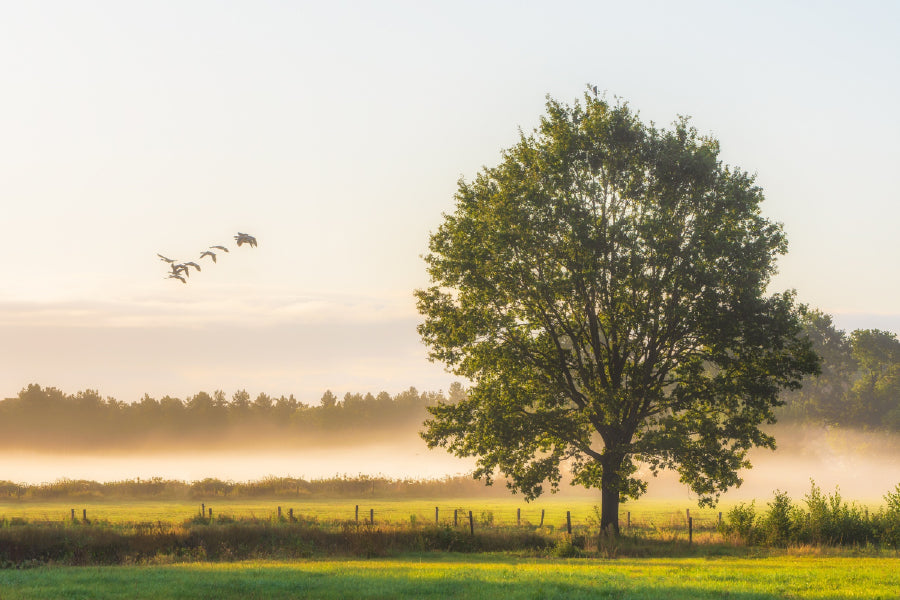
top-left (0, 515), bottom-right (553, 567)
top-left (719, 481), bottom-right (899, 547)
top-left (800, 481), bottom-right (873, 545)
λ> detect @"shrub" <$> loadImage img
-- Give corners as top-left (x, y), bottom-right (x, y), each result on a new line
top-left (759, 491), bottom-right (801, 546)
top-left (720, 501), bottom-right (757, 543)
top-left (876, 483), bottom-right (900, 547)
top-left (550, 537), bottom-right (582, 558)
top-left (802, 481), bottom-right (874, 545)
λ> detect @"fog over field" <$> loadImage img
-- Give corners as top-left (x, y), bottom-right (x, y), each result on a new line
top-left (3, 424), bottom-right (899, 503)
top-left (639, 425), bottom-right (900, 502)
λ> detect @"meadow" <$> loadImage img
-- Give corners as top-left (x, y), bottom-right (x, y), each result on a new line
top-left (2, 555), bottom-right (899, 599)
top-left (0, 497), bottom-right (730, 533)
top-left (3, 486), bottom-right (899, 599)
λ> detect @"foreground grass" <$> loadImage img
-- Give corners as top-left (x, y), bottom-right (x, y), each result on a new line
top-left (1, 554), bottom-right (898, 599)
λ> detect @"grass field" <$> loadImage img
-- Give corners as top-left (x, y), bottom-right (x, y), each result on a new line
top-left (1, 554), bottom-right (898, 599)
top-left (4, 496), bottom-right (898, 599)
top-left (0, 497), bottom-right (740, 533)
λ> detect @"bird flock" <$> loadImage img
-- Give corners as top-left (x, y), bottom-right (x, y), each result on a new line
top-left (158, 232), bottom-right (257, 284)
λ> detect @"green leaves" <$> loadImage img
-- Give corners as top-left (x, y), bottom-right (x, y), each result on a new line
top-left (417, 89), bottom-right (819, 527)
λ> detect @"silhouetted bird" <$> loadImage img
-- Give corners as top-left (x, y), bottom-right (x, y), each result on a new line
top-left (235, 232), bottom-right (257, 247)
top-left (167, 273), bottom-right (187, 284)
top-left (200, 250), bottom-right (217, 263)
top-left (209, 245), bottom-right (230, 253)
top-left (182, 261), bottom-right (201, 272)
top-left (157, 254), bottom-right (175, 263)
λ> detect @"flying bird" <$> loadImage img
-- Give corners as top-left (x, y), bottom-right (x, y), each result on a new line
top-left (160, 233), bottom-right (258, 286)
top-left (234, 232), bottom-right (257, 247)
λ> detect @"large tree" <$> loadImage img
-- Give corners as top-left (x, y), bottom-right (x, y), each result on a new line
top-left (416, 91), bottom-right (819, 533)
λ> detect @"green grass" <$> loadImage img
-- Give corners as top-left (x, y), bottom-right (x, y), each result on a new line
top-left (0, 497), bottom-right (731, 531)
top-left (1, 555), bottom-right (898, 599)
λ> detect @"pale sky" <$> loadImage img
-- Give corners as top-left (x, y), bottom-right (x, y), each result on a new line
top-left (2, 0), bottom-right (898, 404)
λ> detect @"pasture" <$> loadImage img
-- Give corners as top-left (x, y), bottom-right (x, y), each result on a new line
top-left (2, 555), bottom-right (899, 599)
top-left (3, 492), bottom-right (899, 598)
top-left (0, 497), bottom-right (742, 534)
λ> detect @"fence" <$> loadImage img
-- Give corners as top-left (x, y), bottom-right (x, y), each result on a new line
top-left (36, 503), bottom-right (725, 543)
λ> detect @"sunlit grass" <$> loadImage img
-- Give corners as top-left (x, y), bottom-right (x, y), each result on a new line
top-left (0, 497), bottom-right (736, 531)
top-left (1, 555), bottom-right (898, 599)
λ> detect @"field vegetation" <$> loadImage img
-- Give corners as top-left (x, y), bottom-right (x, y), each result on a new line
top-left (0, 474), bottom-right (505, 502)
top-left (2, 480), bottom-right (899, 570)
top-left (3, 555), bottom-right (900, 600)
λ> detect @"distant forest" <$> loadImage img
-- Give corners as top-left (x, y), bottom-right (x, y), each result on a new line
top-left (778, 310), bottom-right (900, 430)
top-left (0, 383), bottom-right (465, 451)
top-left (0, 474), bottom-right (504, 501)
top-left (1, 310), bottom-right (898, 452)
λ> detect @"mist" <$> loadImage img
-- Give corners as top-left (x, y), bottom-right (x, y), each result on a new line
top-left (0, 431), bottom-right (475, 485)
top-left (636, 424), bottom-right (900, 502)
top-left (3, 424), bottom-right (899, 503)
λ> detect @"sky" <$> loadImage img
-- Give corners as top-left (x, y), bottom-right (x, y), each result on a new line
top-left (1, 0), bottom-right (898, 405)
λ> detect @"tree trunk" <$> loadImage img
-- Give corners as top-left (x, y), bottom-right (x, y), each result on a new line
top-left (599, 453), bottom-right (622, 535)
top-left (600, 483), bottom-right (620, 535)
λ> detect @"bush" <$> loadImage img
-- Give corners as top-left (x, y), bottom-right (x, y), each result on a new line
top-left (550, 537), bottom-right (583, 558)
top-left (719, 501), bottom-right (757, 543)
top-left (760, 491), bottom-right (800, 546)
top-left (719, 483), bottom-right (880, 547)
top-left (801, 481), bottom-right (874, 546)
top-left (876, 483), bottom-right (900, 547)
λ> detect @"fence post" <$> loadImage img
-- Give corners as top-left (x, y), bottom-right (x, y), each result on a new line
top-left (685, 508), bottom-right (690, 523)
top-left (277, 506), bottom-right (282, 519)
top-left (289, 508), bottom-right (294, 521)
top-left (355, 505), bottom-right (359, 524)
top-left (468, 510), bottom-right (474, 535)
top-left (370, 508), bottom-right (374, 525)
top-left (209, 508), bottom-right (213, 519)
top-left (566, 511), bottom-right (572, 535)
top-left (517, 507), bottom-right (521, 526)
top-left (83, 509), bottom-right (87, 522)
top-left (540, 509), bottom-right (545, 527)
top-left (71, 508), bottom-right (75, 521)
top-left (627, 511), bottom-right (631, 528)
top-left (688, 516), bottom-right (693, 544)
top-left (435, 506), bottom-right (439, 525)
top-left (454, 509), bottom-right (458, 527)
top-left (201, 503), bottom-right (205, 517)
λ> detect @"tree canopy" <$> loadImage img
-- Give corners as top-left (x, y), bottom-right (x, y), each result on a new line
top-left (416, 90), bottom-right (819, 532)
top-left (777, 311), bottom-right (900, 428)
top-left (0, 383), bottom-right (451, 451)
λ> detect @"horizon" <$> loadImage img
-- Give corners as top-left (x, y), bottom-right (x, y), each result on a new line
top-left (2, 2), bottom-right (898, 405)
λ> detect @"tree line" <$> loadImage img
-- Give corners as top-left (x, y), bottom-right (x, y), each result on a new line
top-left (0, 310), bottom-right (897, 453)
top-left (0, 473), bottom-right (501, 501)
top-left (779, 309), bottom-right (900, 429)
top-left (0, 383), bottom-right (466, 451)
